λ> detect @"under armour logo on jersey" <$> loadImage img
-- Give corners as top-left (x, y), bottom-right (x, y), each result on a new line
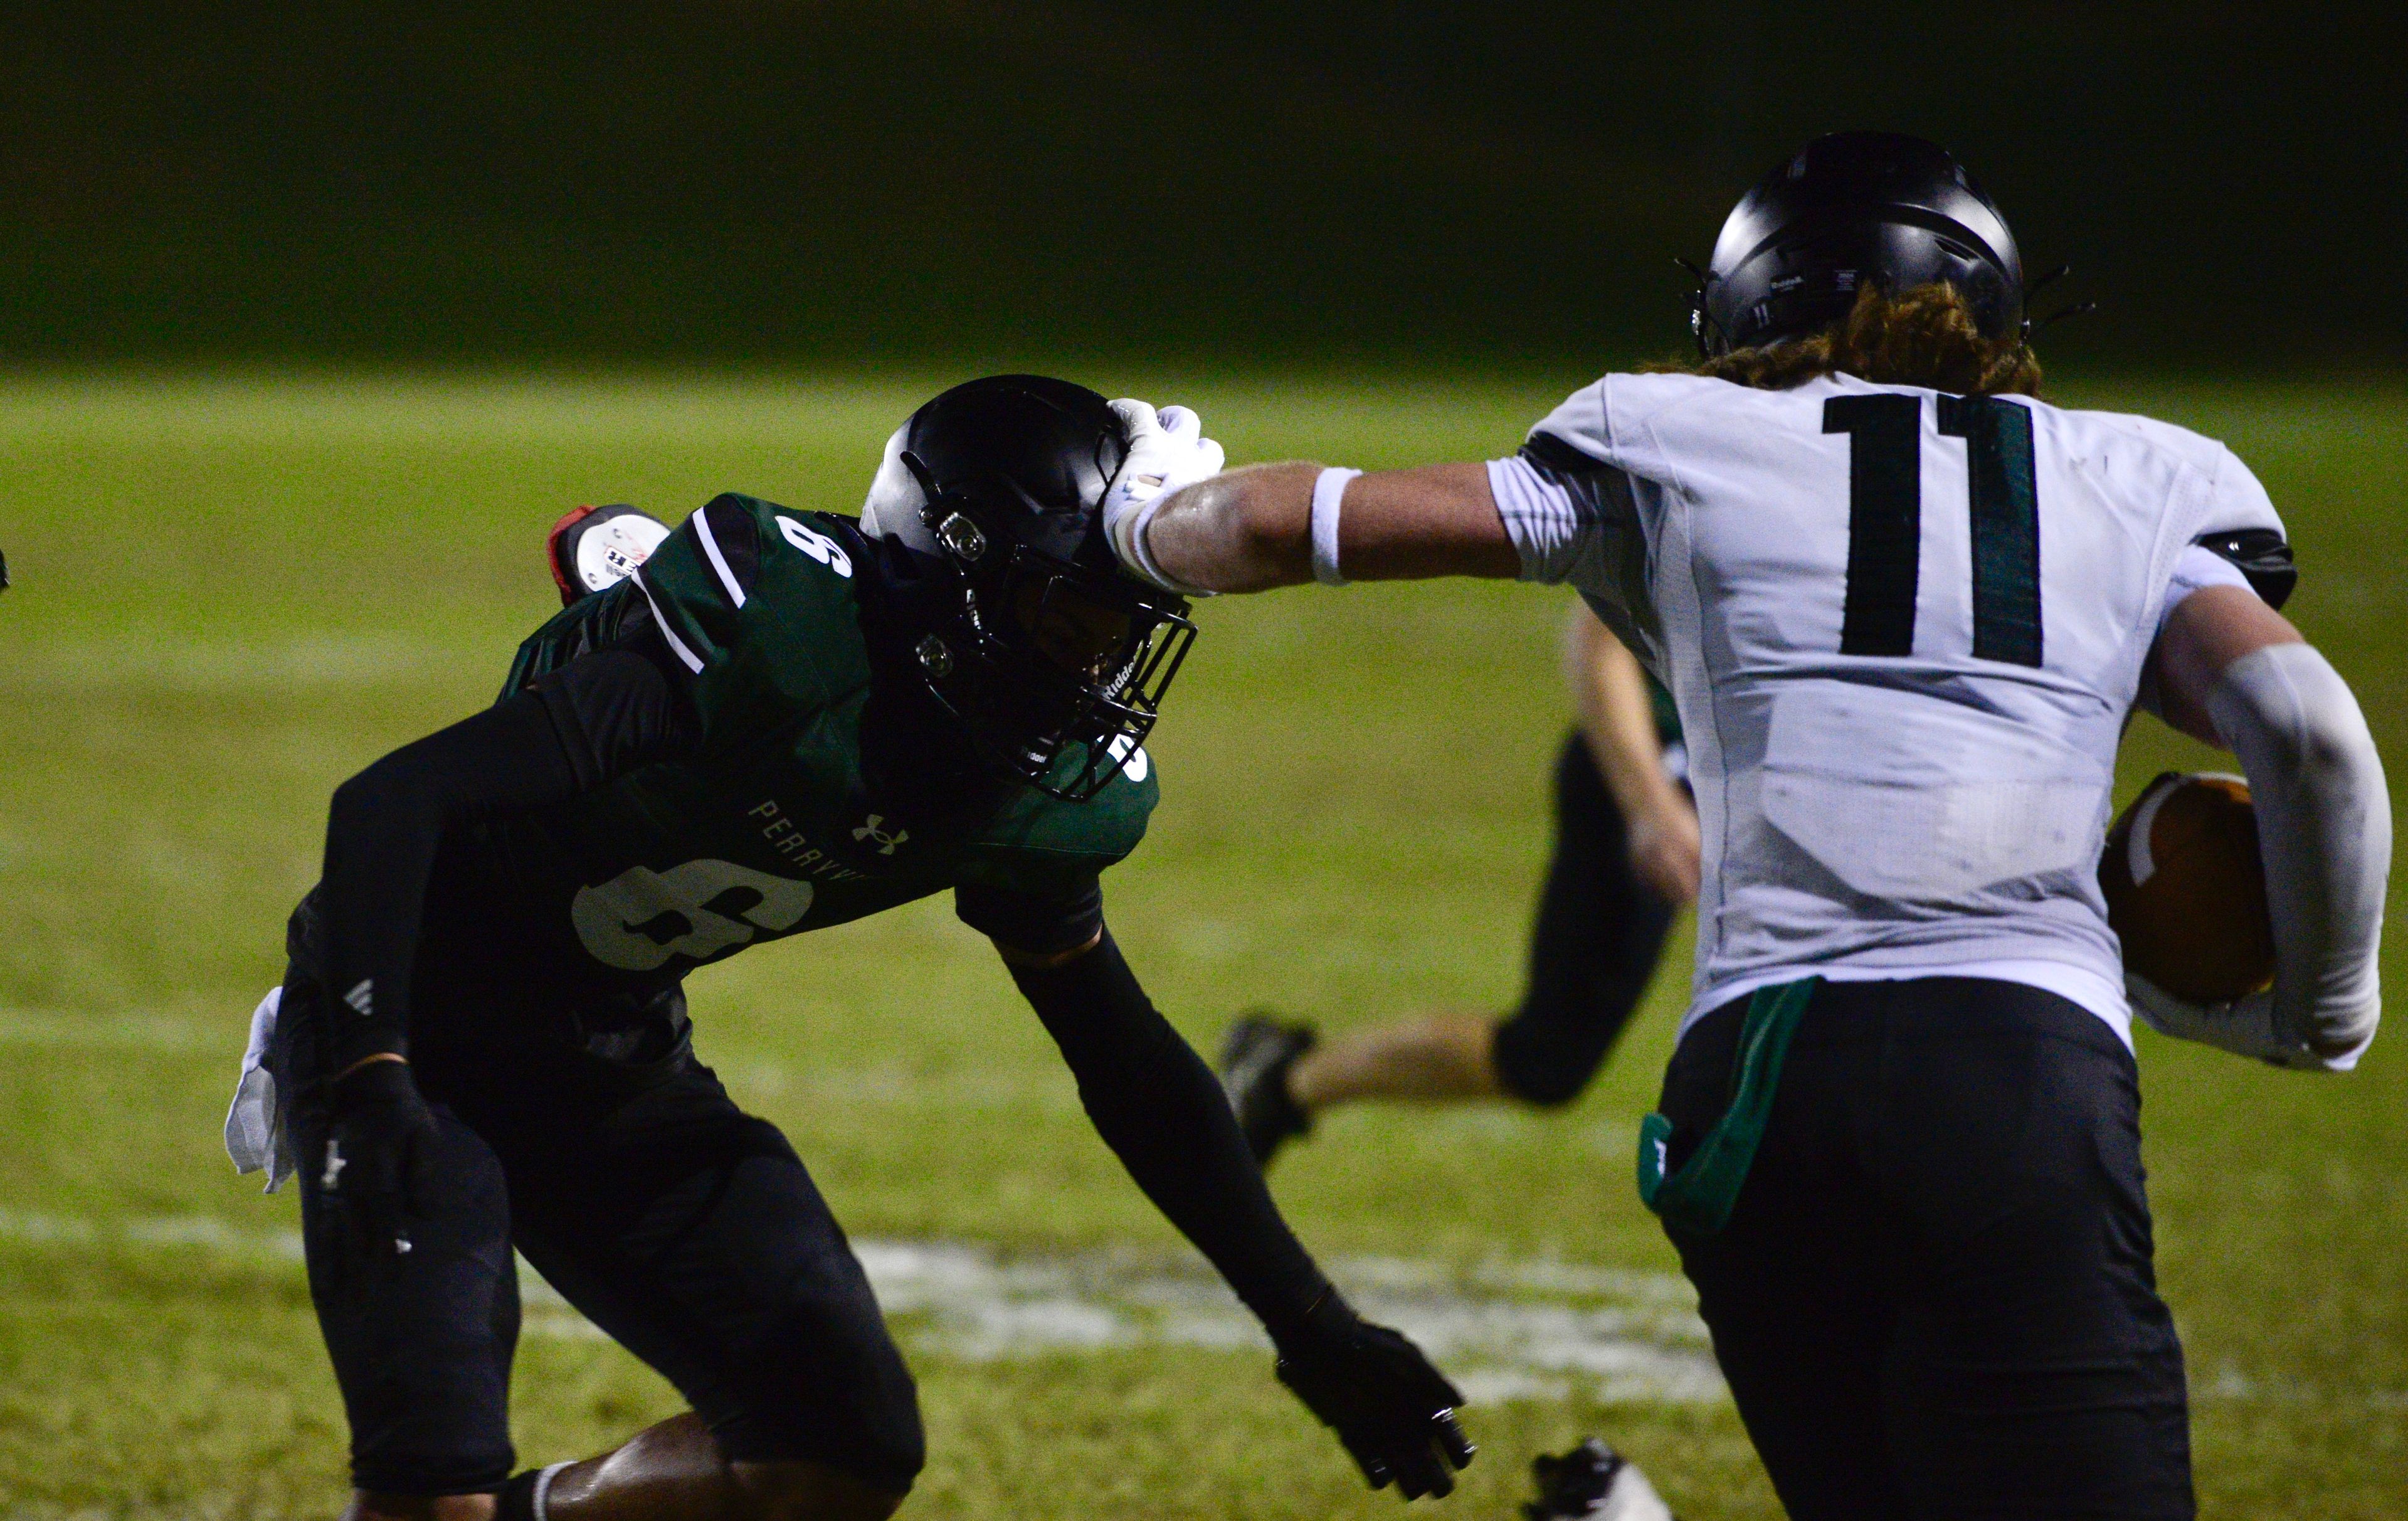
top-left (852, 815), bottom-right (908, 855)
top-left (321, 1140), bottom-right (347, 1192)
top-left (342, 979), bottom-right (374, 1017)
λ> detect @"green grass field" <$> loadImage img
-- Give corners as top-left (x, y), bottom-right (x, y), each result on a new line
top-left (1, 372), bottom-right (2402, 1518)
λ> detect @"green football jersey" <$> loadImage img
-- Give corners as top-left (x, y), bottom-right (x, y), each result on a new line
top-left (480, 495), bottom-right (1157, 985)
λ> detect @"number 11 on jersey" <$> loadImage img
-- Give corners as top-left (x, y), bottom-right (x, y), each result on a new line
top-left (1824, 393), bottom-right (2043, 667)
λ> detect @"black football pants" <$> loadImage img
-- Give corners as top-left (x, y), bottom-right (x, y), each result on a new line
top-left (1491, 731), bottom-right (1680, 1105)
top-left (277, 916), bottom-right (924, 1497)
top-left (1658, 978), bottom-right (2194, 1520)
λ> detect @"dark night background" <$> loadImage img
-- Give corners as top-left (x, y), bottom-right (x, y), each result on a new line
top-left (1, 1), bottom-right (2398, 371)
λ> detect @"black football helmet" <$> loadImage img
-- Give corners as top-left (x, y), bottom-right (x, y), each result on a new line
top-left (1691, 131), bottom-right (2024, 357)
top-left (860, 374), bottom-right (1195, 802)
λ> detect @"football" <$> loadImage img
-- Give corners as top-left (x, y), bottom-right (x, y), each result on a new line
top-left (2100, 771), bottom-right (2276, 1004)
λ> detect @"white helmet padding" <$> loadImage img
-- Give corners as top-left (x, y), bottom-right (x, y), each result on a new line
top-left (860, 422), bottom-right (936, 551)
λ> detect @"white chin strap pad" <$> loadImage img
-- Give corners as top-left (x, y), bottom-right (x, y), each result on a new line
top-left (2207, 642), bottom-right (2389, 1069)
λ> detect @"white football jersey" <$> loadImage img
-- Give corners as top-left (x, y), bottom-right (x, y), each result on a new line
top-left (1487, 369), bottom-right (2286, 1043)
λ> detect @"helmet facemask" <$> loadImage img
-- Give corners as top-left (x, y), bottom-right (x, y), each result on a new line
top-left (902, 457), bottom-right (1195, 802)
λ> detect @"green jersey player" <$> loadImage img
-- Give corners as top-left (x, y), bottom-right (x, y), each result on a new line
top-left (237, 377), bottom-right (1472, 1521)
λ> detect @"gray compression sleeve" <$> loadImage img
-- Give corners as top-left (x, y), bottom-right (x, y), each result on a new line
top-left (2207, 643), bottom-right (2390, 1068)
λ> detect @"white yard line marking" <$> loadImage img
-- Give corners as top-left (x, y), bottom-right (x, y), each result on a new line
top-left (853, 1239), bottom-right (1726, 1404)
top-left (19, 1208), bottom-right (2400, 1413)
top-left (0, 1207), bottom-right (1723, 1405)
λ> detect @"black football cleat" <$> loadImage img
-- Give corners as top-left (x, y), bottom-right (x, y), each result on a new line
top-left (1523, 1439), bottom-right (1676, 1520)
top-left (1217, 1012), bottom-right (1317, 1168)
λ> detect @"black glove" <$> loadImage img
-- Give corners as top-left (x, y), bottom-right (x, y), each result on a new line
top-left (1274, 1290), bottom-right (1474, 1500)
top-left (321, 1057), bottom-right (443, 1258)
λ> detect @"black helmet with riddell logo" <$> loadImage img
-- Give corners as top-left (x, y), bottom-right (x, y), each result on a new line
top-left (1690, 131), bottom-right (2024, 357)
top-left (859, 374), bottom-right (1195, 803)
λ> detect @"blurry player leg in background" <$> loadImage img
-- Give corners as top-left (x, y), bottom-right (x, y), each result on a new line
top-left (1220, 607), bottom-right (1695, 1164)
top-left (1217, 609), bottom-right (1690, 1517)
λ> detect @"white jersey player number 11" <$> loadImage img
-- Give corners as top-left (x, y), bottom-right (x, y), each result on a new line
top-left (1824, 392), bottom-right (2042, 665)
top-left (1489, 369), bottom-right (2291, 1044)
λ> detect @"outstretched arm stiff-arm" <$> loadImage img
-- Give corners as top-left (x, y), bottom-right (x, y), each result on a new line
top-left (2145, 583), bottom-right (2389, 1069)
top-left (1118, 462), bottom-right (1522, 594)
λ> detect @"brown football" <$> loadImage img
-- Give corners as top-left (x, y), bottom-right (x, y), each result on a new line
top-left (2099, 771), bottom-right (2276, 1004)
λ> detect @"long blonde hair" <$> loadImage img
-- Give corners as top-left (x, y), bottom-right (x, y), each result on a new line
top-left (1656, 282), bottom-right (2044, 397)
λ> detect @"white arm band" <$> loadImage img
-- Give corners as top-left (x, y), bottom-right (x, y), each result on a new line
top-left (2207, 643), bottom-right (2390, 1069)
top-left (1309, 467), bottom-right (1358, 586)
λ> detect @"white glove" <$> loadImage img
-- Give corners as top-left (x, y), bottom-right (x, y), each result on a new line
top-left (1101, 399), bottom-right (1225, 595)
top-left (2127, 973), bottom-right (2340, 1071)
top-left (225, 985), bottom-right (296, 1192)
